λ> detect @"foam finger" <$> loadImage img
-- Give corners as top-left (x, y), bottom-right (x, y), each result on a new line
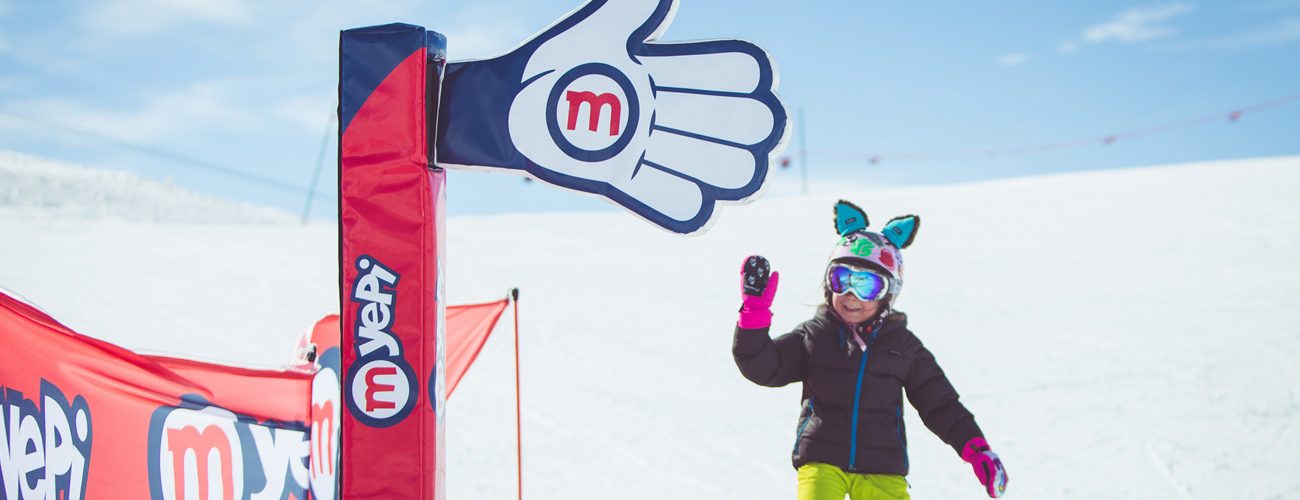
top-left (654, 91), bottom-right (775, 145)
top-left (641, 50), bottom-right (761, 94)
top-left (613, 162), bottom-right (703, 222)
top-left (643, 129), bottom-right (756, 189)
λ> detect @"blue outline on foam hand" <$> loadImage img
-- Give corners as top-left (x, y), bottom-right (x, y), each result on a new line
top-left (436, 0), bottom-right (788, 234)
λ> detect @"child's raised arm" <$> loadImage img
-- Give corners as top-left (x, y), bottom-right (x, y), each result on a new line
top-left (731, 255), bottom-right (803, 387)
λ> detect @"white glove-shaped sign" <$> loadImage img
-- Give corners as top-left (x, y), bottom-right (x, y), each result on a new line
top-left (437, 0), bottom-right (789, 234)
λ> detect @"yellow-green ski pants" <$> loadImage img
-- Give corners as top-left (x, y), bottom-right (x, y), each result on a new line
top-left (797, 462), bottom-right (909, 500)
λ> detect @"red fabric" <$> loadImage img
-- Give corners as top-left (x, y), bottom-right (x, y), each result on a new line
top-left (305, 298), bottom-right (509, 399)
top-left (146, 355), bottom-right (313, 422)
top-left (445, 299), bottom-right (510, 396)
top-left (338, 30), bottom-right (443, 499)
top-left (0, 288), bottom-right (509, 499)
top-left (309, 314), bottom-right (342, 353)
top-left (0, 290), bottom-right (315, 499)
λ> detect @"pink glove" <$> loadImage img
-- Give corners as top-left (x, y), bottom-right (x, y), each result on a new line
top-left (961, 438), bottom-right (1008, 498)
top-left (738, 255), bottom-right (780, 329)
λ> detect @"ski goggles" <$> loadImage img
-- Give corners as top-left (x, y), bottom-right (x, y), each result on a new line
top-left (826, 264), bottom-right (890, 302)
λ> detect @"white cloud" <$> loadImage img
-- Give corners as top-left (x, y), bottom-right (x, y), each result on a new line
top-left (272, 1), bottom-right (537, 68)
top-left (1246, 0), bottom-right (1300, 11)
top-left (1058, 40), bottom-right (1080, 54)
top-left (1186, 17), bottom-right (1300, 48)
top-left (1082, 3), bottom-right (1196, 44)
top-left (7, 79), bottom-right (262, 145)
top-left (273, 93), bottom-right (336, 134)
top-left (997, 53), bottom-right (1031, 66)
top-left (2, 1), bottom-right (551, 156)
top-left (81, 0), bottom-right (253, 37)
top-left (438, 3), bottom-right (540, 60)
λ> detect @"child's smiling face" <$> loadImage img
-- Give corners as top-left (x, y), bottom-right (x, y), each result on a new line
top-left (832, 292), bottom-right (881, 325)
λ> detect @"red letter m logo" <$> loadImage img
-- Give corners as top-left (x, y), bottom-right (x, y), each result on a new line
top-left (167, 425), bottom-right (235, 500)
top-left (565, 91), bottom-right (621, 136)
top-left (364, 366), bottom-right (398, 412)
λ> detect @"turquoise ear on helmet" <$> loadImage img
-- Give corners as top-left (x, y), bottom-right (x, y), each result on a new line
top-left (833, 199), bottom-right (869, 236)
top-left (882, 215), bottom-right (920, 249)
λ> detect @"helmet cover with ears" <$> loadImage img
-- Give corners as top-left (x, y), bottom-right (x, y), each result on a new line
top-left (827, 199), bottom-right (920, 303)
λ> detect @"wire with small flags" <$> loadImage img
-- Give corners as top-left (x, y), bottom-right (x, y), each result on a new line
top-left (0, 103), bottom-right (333, 200)
top-left (778, 91), bottom-right (1300, 167)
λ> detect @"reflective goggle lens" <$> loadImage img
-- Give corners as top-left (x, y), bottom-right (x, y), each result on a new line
top-left (827, 265), bottom-right (889, 301)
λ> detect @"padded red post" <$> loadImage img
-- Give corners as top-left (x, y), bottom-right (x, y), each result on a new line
top-left (338, 23), bottom-right (448, 500)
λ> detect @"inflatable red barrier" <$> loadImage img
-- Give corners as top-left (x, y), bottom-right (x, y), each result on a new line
top-left (0, 290), bottom-right (508, 499)
top-left (0, 290), bottom-right (317, 500)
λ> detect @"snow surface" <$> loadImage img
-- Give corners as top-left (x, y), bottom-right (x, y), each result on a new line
top-left (2, 152), bottom-right (1299, 499)
top-left (0, 149), bottom-right (296, 224)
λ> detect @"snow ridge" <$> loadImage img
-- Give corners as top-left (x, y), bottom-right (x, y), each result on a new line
top-left (0, 149), bottom-right (296, 224)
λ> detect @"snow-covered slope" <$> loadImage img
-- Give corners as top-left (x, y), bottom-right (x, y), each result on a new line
top-left (2, 155), bottom-right (1297, 499)
top-left (0, 149), bottom-right (295, 223)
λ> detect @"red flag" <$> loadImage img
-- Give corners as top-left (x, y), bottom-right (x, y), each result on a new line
top-left (300, 298), bottom-right (509, 398)
top-left (445, 299), bottom-right (510, 396)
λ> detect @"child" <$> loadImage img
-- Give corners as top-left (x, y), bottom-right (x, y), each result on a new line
top-left (732, 200), bottom-right (1008, 499)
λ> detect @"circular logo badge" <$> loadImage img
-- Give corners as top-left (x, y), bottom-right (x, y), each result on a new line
top-left (546, 63), bottom-right (639, 162)
top-left (347, 358), bottom-right (416, 426)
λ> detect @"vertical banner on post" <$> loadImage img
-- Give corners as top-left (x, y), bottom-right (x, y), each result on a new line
top-left (339, 23), bottom-right (447, 499)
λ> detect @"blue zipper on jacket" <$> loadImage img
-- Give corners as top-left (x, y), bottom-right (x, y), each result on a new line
top-left (847, 323), bottom-right (881, 470)
top-left (793, 398), bottom-right (815, 454)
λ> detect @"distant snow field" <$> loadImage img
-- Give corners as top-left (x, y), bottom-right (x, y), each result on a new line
top-left (0, 150), bottom-right (295, 223)
top-left (2, 151), bottom-right (1298, 499)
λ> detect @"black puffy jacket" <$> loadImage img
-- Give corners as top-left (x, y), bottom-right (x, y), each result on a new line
top-left (733, 306), bottom-right (982, 475)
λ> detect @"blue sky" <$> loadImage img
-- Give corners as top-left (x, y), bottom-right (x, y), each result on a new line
top-left (1, 0), bottom-right (1298, 219)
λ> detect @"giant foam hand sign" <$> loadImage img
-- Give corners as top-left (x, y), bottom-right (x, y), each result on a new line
top-left (438, 0), bottom-right (789, 234)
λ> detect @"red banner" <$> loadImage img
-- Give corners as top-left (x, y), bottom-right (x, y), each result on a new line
top-left (0, 290), bottom-right (319, 500)
top-left (0, 289), bottom-right (508, 500)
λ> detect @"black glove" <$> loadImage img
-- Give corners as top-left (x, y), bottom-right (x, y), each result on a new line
top-left (741, 255), bottom-right (771, 296)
